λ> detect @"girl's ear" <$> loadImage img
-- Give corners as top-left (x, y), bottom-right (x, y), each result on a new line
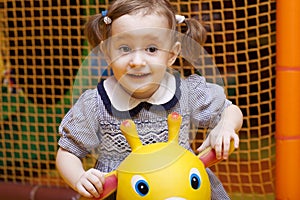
top-left (167, 41), bottom-right (181, 67)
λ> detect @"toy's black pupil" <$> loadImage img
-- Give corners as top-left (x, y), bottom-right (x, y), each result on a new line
top-left (191, 176), bottom-right (199, 189)
top-left (137, 182), bottom-right (149, 195)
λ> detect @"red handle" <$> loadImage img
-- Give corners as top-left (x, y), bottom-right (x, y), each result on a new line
top-left (198, 140), bottom-right (235, 168)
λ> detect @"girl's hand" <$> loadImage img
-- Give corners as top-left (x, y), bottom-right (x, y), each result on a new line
top-left (197, 120), bottom-right (239, 160)
top-left (75, 168), bottom-right (106, 198)
top-left (197, 105), bottom-right (242, 160)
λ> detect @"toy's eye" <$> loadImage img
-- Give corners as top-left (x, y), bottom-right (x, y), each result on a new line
top-left (189, 168), bottom-right (201, 190)
top-left (131, 175), bottom-right (149, 196)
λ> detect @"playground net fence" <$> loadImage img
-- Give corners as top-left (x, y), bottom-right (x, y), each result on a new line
top-left (0, 0), bottom-right (276, 199)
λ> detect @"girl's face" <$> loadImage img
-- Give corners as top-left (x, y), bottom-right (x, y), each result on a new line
top-left (104, 12), bottom-right (180, 99)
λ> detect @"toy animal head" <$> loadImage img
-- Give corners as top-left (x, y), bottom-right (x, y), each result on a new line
top-left (92, 112), bottom-right (234, 200)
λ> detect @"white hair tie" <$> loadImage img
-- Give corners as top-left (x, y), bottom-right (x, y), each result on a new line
top-left (104, 16), bottom-right (112, 25)
top-left (175, 14), bottom-right (185, 24)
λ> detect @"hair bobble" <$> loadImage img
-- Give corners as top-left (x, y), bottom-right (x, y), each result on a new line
top-left (101, 10), bottom-right (112, 25)
top-left (104, 16), bottom-right (112, 25)
top-left (175, 14), bottom-right (185, 24)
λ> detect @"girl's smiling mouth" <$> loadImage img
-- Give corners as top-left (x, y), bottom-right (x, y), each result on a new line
top-left (127, 73), bottom-right (151, 78)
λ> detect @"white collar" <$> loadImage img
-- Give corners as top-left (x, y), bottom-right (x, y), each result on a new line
top-left (103, 72), bottom-right (176, 111)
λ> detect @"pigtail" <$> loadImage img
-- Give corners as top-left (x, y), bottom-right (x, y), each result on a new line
top-left (184, 18), bottom-right (207, 46)
top-left (180, 18), bottom-right (208, 61)
top-left (84, 13), bottom-right (107, 48)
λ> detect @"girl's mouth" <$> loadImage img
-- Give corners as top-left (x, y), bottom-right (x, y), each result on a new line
top-left (127, 73), bottom-right (150, 78)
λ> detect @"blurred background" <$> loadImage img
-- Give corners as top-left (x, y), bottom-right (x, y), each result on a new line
top-left (0, 0), bottom-right (276, 199)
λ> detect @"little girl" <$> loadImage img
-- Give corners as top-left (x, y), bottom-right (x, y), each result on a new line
top-left (56, 0), bottom-right (243, 199)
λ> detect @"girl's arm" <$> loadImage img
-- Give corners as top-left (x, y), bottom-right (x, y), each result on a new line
top-left (197, 104), bottom-right (243, 159)
top-left (56, 147), bottom-right (105, 198)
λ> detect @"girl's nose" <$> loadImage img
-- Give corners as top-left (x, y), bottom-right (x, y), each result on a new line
top-left (129, 50), bottom-right (146, 68)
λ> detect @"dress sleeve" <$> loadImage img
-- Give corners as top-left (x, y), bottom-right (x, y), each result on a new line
top-left (58, 89), bottom-right (100, 158)
top-left (187, 74), bottom-right (232, 129)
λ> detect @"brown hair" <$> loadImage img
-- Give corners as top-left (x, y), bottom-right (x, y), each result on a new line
top-left (84, 0), bottom-right (207, 49)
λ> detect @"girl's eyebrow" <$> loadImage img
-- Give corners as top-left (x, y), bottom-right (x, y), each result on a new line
top-left (113, 31), bottom-right (164, 42)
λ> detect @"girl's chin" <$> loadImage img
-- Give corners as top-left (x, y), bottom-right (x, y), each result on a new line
top-left (132, 91), bottom-right (153, 99)
top-left (126, 86), bottom-right (158, 99)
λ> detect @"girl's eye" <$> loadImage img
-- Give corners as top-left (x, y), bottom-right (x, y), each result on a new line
top-left (119, 46), bottom-right (131, 53)
top-left (146, 46), bottom-right (158, 53)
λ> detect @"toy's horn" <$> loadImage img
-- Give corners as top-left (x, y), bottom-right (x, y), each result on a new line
top-left (167, 112), bottom-right (182, 142)
top-left (120, 119), bottom-right (143, 151)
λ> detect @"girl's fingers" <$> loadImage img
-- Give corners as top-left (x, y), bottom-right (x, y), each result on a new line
top-left (76, 182), bottom-right (93, 198)
top-left (197, 137), bottom-right (210, 152)
top-left (222, 133), bottom-right (239, 159)
top-left (77, 169), bottom-right (107, 198)
top-left (214, 138), bottom-right (223, 159)
top-left (232, 133), bottom-right (240, 148)
top-left (87, 174), bottom-right (104, 194)
top-left (222, 137), bottom-right (231, 159)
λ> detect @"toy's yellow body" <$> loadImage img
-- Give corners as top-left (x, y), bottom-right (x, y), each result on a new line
top-left (115, 112), bottom-right (210, 199)
top-left (87, 112), bottom-right (234, 200)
